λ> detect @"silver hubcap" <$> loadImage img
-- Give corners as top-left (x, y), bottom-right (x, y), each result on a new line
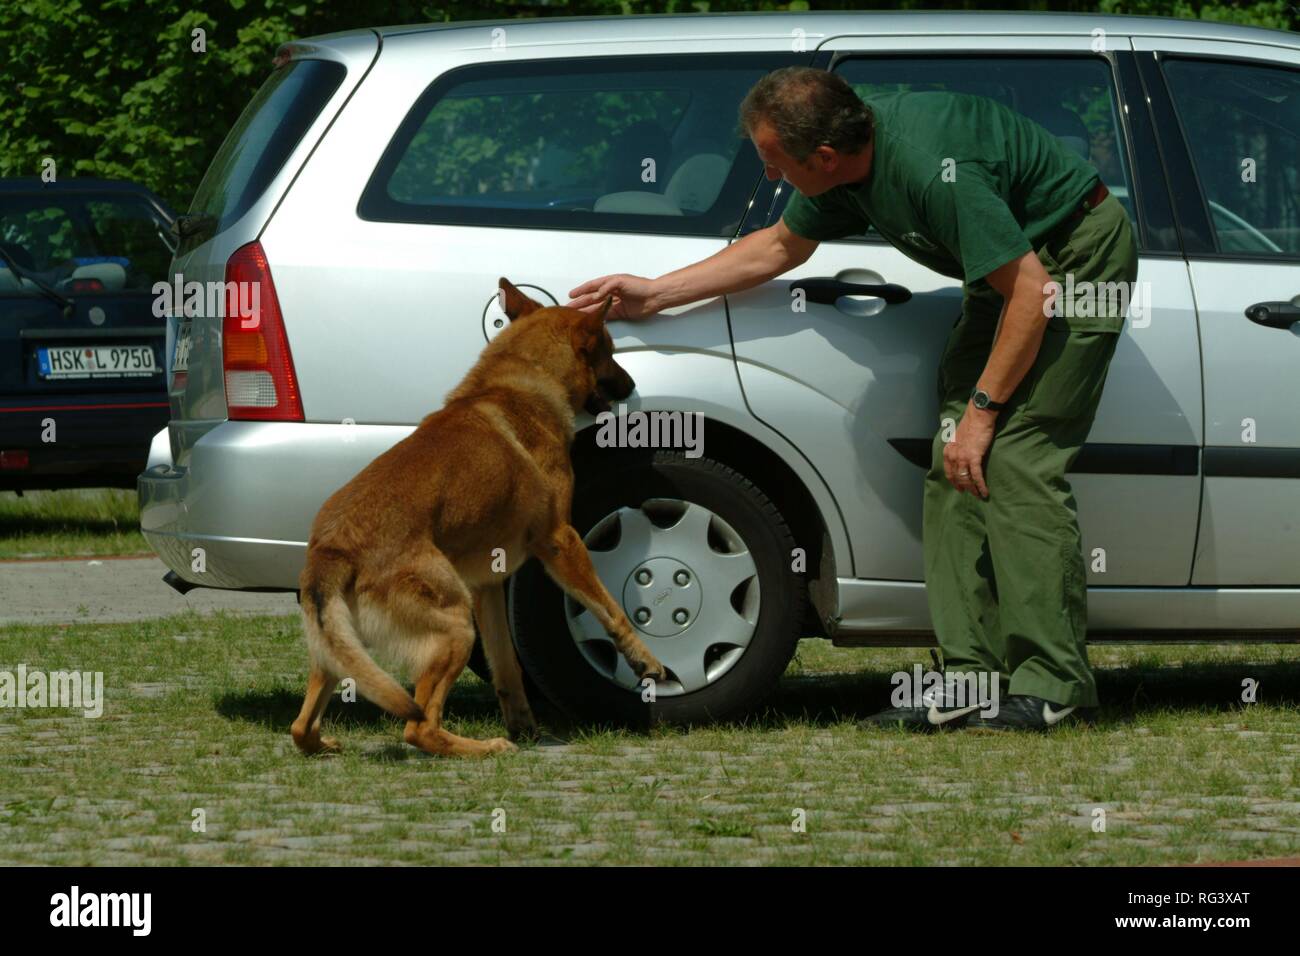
top-left (565, 498), bottom-right (759, 696)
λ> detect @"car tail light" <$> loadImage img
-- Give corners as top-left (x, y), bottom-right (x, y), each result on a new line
top-left (71, 278), bottom-right (104, 293)
top-left (222, 241), bottom-right (303, 421)
top-left (0, 450), bottom-right (29, 470)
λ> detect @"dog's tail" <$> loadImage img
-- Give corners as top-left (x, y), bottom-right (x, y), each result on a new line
top-left (301, 559), bottom-right (425, 723)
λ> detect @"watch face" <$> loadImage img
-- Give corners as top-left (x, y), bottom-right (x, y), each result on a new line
top-left (973, 390), bottom-right (989, 408)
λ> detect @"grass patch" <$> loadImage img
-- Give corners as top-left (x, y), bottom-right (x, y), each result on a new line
top-left (1, 613), bottom-right (1298, 865)
top-left (0, 489), bottom-right (148, 560)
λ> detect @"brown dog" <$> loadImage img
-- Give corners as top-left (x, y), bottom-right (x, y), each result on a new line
top-left (291, 279), bottom-right (666, 757)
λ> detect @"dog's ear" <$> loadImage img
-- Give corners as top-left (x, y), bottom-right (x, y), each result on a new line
top-left (567, 295), bottom-right (613, 359)
top-left (569, 309), bottom-right (604, 360)
top-left (498, 277), bottom-right (543, 320)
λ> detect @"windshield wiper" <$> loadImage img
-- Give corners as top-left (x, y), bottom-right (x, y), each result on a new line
top-left (0, 246), bottom-right (74, 317)
top-left (171, 213), bottom-right (218, 250)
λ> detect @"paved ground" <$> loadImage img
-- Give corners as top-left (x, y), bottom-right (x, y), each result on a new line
top-left (4, 613), bottom-right (1299, 866)
top-left (0, 556), bottom-right (298, 624)
top-left (3, 555), bottom-right (1298, 866)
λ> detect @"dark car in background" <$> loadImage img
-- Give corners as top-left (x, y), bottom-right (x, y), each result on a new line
top-left (0, 178), bottom-right (175, 491)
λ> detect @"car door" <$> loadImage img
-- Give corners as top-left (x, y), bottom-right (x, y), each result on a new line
top-left (726, 35), bottom-right (1203, 595)
top-left (1134, 38), bottom-right (1300, 585)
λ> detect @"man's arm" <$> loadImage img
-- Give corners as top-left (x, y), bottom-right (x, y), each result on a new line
top-left (943, 250), bottom-right (1053, 498)
top-left (566, 219), bottom-right (819, 319)
top-left (976, 251), bottom-right (1054, 406)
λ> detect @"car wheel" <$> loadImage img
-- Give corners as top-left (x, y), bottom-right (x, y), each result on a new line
top-left (510, 451), bottom-right (806, 725)
top-left (466, 635), bottom-right (492, 684)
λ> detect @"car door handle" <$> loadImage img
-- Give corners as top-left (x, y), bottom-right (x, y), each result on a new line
top-left (789, 278), bottom-right (913, 307)
top-left (1244, 300), bottom-right (1300, 330)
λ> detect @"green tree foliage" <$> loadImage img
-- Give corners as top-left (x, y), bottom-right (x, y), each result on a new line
top-left (0, 0), bottom-right (1293, 213)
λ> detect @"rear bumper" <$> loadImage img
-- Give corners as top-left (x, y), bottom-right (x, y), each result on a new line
top-left (138, 419), bottom-right (413, 590)
top-left (0, 394), bottom-right (168, 490)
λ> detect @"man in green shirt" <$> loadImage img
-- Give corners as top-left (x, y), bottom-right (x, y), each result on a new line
top-left (567, 67), bottom-right (1137, 732)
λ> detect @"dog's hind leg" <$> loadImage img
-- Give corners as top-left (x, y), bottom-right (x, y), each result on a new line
top-left (376, 556), bottom-right (516, 758)
top-left (291, 666), bottom-right (340, 755)
top-left (403, 614), bottom-right (517, 758)
top-left (473, 582), bottom-right (538, 741)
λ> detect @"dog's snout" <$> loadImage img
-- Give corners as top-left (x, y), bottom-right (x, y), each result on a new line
top-left (603, 367), bottom-right (634, 400)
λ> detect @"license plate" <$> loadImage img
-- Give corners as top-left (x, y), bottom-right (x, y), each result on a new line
top-left (172, 323), bottom-right (192, 374)
top-left (37, 344), bottom-right (157, 380)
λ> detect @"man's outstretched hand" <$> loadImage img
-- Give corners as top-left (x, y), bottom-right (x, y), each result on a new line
top-left (567, 274), bottom-right (660, 321)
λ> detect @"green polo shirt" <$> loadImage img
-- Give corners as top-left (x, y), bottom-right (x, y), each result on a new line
top-left (781, 90), bottom-right (1100, 284)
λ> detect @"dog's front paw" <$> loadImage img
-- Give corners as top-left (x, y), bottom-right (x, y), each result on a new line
top-left (627, 650), bottom-right (667, 685)
top-left (485, 737), bottom-right (519, 755)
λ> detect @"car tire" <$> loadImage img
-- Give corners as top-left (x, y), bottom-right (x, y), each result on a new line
top-left (510, 450), bottom-right (806, 726)
top-left (466, 636), bottom-right (493, 684)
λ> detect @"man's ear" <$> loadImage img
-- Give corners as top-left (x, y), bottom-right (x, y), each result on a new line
top-left (498, 277), bottom-right (543, 320)
top-left (812, 144), bottom-right (838, 172)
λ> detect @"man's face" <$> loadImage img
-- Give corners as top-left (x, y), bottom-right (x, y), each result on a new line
top-left (750, 119), bottom-right (840, 197)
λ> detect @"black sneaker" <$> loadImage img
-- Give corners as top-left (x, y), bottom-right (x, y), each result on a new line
top-left (858, 687), bottom-right (984, 733)
top-left (965, 694), bottom-right (1077, 732)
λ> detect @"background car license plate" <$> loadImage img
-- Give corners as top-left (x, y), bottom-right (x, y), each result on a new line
top-left (37, 344), bottom-right (157, 380)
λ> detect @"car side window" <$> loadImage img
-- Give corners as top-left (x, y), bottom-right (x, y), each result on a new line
top-left (1162, 58), bottom-right (1300, 257)
top-left (773, 56), bottom-right (1137, 242)
top-left (360, 55), bottom-right (808, 238)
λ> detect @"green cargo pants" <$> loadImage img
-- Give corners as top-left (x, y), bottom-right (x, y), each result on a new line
top-left (922, 191), bottom-right (1138, 708)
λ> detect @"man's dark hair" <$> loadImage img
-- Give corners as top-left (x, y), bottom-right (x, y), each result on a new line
top-left (739, 67), bottom-right (874, 161)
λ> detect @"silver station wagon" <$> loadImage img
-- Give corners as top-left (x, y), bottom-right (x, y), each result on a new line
top-left (139, 12), bottom-right (1300, 724)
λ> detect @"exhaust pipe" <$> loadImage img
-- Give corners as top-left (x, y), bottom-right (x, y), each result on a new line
top-left (163, 570), bottom-right (199, 595)
top-left (162, 570), bottom-right (300, 599)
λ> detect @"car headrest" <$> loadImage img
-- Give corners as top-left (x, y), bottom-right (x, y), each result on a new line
top-left (603, 120), bottom-right (673, 194)
top-left (666, 154), bottom-right (731, 213)
top-left (1058, 134), bottom-right (1091, 159)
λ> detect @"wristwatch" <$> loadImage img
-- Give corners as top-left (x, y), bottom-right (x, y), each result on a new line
top-left (970, 388), bottom-right (1006, 412)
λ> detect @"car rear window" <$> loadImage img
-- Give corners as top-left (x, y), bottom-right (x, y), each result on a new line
top-left (0, 193), bottom-right (173, 294)
top-left (187, 58), bottom-right (346, 237)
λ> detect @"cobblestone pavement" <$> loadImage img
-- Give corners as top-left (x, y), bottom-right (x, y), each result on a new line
top-left (2, 617), bottom-right (1299, 866)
